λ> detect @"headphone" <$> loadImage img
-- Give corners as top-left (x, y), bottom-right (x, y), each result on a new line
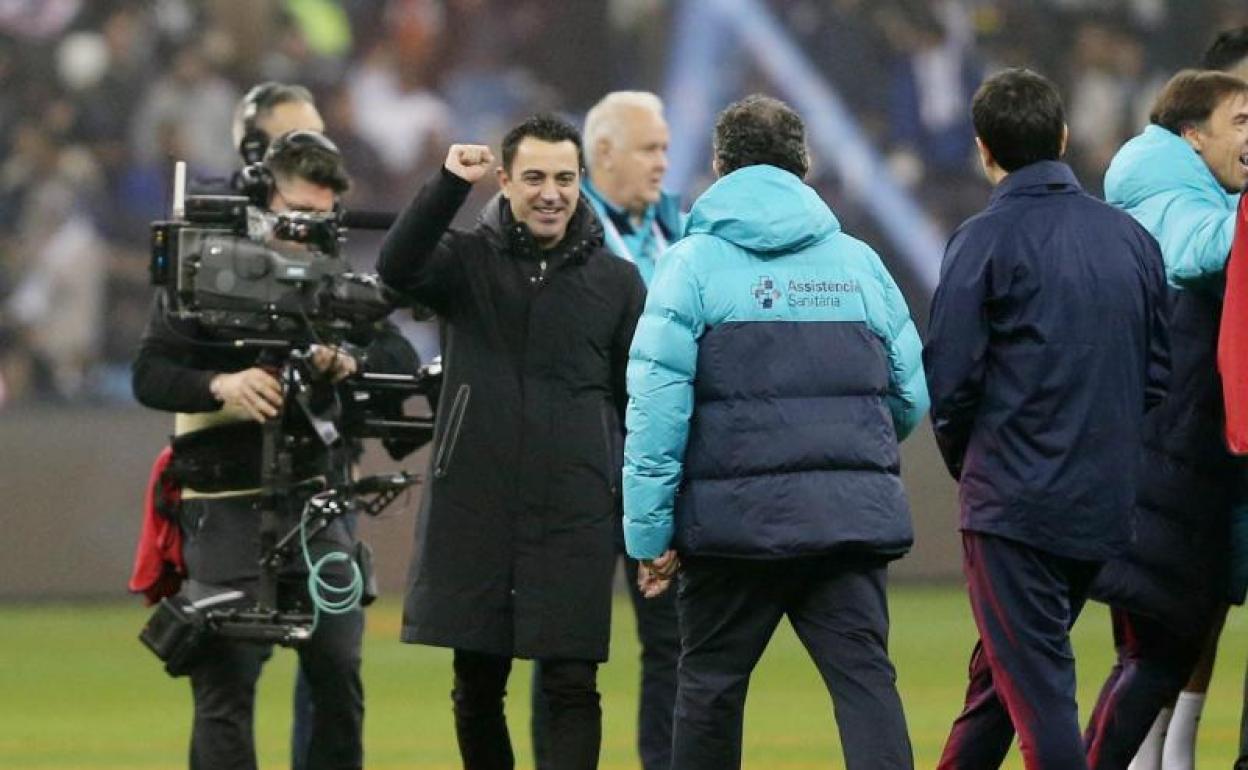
top-left (237, 82), bottom-right (284, 165)
top-left (237, 130), bottom-right (345, 209)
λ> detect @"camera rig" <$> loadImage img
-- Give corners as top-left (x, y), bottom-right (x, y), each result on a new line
top-left (140, 163), bottom-right (439, 670)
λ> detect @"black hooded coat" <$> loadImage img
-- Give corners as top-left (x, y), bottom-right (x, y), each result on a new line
top-left (378, 169), bottom-right (646, 661)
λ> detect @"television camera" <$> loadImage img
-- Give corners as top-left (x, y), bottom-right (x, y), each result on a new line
top-left (140, 162), bottom-right (438, 673)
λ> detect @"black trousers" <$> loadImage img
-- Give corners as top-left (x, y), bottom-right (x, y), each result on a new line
top-left (186, 589), bottom-right (364, 770)
top-left (937, 532), bottom-right (1100, 770)
top-left (453, 650), bottom-right (600, 770)
top-left (671, 554), bottom-right (912, 770)
top-left (179, 495), bottom-right (363, 770)
top-left (531, 554), bottom-right (679, 770)
top-left (1083, 607), bottom-right (1212, 769)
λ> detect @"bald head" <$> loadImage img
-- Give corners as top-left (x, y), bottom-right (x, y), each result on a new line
top-left (583, 91), bottom-right (670, 218)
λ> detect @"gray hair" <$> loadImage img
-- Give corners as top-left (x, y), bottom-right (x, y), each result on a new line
top-left (583, 91), bottom-right (665, 167)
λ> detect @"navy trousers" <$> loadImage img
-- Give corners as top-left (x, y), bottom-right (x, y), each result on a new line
top-left (937, 532), bottom-right (1101, 770)
top-left (671, 554), bottom-right (912, 770)
top-left (1083, 608), bottom-right (1212, 769)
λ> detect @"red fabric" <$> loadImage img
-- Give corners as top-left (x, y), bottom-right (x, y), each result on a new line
top-left (127, 446), bottom-right (185, 604)
top-left (1219, 195), bottom-right (1248, 454)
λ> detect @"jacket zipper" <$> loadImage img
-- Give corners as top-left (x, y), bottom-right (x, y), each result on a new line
top-left (433, 384), bottom-right (471, 479)
top-left (599, 403), bottom-right (619, 497)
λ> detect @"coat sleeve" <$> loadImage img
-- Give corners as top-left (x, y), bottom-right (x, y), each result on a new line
top-left (1141, 231), bottom-right (1171, 411)
top-left (1150, 189), bottom-right (1237, 287)
top-left (611, 265), bottom-right (647, 421)
top-left (376, 167), bottom-right (474, 316)
top-left (131, 291), bottom-right (220, 413)
top-left (622, 250), bottom-right (703, 560)
top-left (923, 226), bottom-right (989, 479)
top-left (867, 249), bottom-right (929, 440)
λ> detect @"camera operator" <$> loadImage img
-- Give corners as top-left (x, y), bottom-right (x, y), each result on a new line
top-left (232, 81), bottom-right (325, 168)
top-left (132, 131), bottom-right (373, 770)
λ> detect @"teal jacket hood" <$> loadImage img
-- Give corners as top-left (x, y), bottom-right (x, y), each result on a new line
top-left (685, 165), bottom-right (839, 255)
top-left (1105, 125), bottom-right (1223, 210)
top-left (1103, 124), bottom-right (1238, 287)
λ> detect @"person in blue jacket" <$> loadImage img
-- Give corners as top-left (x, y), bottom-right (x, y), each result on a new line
top-left (623, 93), bottom-right (928, 770)
top-left (1081, 69), bottom-right (1248, 770)
top-left (924, 69), bottom-right (1170, 770)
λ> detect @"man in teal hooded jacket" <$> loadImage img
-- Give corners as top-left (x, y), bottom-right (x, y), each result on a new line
top-left (622, 94), bottom-right (927, 770)
top-left (1083, 69), bottom-right (1248, 769)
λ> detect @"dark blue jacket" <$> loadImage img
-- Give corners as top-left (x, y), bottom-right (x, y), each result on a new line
top-left (623, 165), bottom-right (927, 560)
top-left (924, 161), bottom-right (1170, 562)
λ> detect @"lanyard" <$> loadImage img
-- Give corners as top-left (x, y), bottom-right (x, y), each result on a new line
top-left (599, 210), bottom-right (668, 265)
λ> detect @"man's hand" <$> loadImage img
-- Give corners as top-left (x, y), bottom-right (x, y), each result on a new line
top-left (209, 367), bottom-right (283, 422)
top-left (638, 549), bottom-right (681, 599)
top-left (308, 344), bottom-right (358, 382)
top-left (444, 144), bottom-right (495, 184)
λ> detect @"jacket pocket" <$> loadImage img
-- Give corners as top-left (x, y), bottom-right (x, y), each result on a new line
top-left (599, 402), bottom-right (620, 497)
top-left (433, 384), bottom-right (471, 479)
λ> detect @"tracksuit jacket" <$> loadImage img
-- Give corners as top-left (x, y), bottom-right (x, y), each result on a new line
top-left (622, 164), bottom-right (928, 561)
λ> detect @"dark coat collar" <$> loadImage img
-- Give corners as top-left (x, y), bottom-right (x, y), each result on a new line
top-left (477, 194), bottom-right (605, 265)
top-left (990, 160), bottom-right (1082, 204)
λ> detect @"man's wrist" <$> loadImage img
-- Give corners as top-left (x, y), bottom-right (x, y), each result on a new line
top-left (208, 373), bottom-right (226, 403)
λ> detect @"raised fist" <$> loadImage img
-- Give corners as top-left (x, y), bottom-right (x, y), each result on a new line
top-left (444, 144), bottom-right (496, 184)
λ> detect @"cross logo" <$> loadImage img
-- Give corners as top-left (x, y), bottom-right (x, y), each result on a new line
top-left (752, 276), bottom-right (782, 309)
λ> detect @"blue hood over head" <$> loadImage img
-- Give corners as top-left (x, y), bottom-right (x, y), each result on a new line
top-left (685, 165), bottom-right (839, 255)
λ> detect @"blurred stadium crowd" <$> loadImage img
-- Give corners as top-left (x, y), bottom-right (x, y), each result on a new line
top-left (0, 0), bottom-right (1244, 406)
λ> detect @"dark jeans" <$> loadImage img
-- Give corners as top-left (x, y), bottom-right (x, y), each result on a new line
top-left (937, 532), bottom-right (1100, 770)
top-left (453, 649), bottom-right (600, 770)
top-left (532, 554), bottom-right (679, 770)
top-left (671, 555), bottom-right (912, 770)
top-left (1083, 607), bottom-right (1210, 769)
top-left (186, 592), bottom-right (364, 770)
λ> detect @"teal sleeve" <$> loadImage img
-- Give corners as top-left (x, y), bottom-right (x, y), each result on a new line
top-left (1152, 190), bottom-right (1237, 286)
top-left (870, 251), bottom-right (929, 440)
top-left (622, 252), bottom-right (703, 559)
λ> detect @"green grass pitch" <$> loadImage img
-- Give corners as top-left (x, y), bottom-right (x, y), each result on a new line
top-left (2, 585), bottom-right (1246, 768)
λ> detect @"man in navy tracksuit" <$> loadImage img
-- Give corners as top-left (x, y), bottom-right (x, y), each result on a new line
top-left (624, 94), bottom-right (928, 770)
top-left (925, 69), bottom-right (1170, 770)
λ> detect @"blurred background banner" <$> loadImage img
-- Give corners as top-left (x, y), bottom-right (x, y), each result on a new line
top-left (2, 0), bottom-right (1245, 599)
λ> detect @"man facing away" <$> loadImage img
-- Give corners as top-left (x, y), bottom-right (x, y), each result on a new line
top-left (624, 93), bottom-right (928, 770)
top-left (926, 68), bottom-right (1170, 770)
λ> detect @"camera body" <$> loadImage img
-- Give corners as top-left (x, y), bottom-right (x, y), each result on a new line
top-left (150, 193), bottom-right (391, 341)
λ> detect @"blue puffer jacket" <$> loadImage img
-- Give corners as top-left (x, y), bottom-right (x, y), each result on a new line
top-left (622, 165), bottom-right (928, 560)
top-left (1090, 124), bottom-right (1242, 627)
top-left (1104, 125), bottom-right (1238, 287)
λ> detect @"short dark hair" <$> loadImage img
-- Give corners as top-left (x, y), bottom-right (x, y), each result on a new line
top-left (712, 94), bottom-right (809, 178)
top-left (501, 114), bottom-right (584, 173)
top-left (971, 68), bottom-right (1065, 173)
top-left (1201, 26), bottom-right (1248, 71)
top-left (1149, 69), bottom-right (1248, 135)
top-left (264, 130), bottom-right (350, 194)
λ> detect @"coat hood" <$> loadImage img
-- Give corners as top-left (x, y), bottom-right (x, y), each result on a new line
top-left (476, 192), bottom-right (605, 263)
top-left (685, 165), bottom-right (840, 255)
top-left (1105, 125), bottom-right (1225, 210)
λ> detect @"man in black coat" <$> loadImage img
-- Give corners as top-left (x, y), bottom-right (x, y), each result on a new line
top-left (377, 114), bottom-right (647, 770)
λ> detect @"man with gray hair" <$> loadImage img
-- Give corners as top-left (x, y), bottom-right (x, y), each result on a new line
top-left (532, 90), bottom-right (684, 770)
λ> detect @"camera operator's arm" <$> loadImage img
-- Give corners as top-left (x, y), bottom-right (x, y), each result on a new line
top-left (132, 292), bottom-right (282, 421)
top-left (377, 145), bottom-right (493, 313)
